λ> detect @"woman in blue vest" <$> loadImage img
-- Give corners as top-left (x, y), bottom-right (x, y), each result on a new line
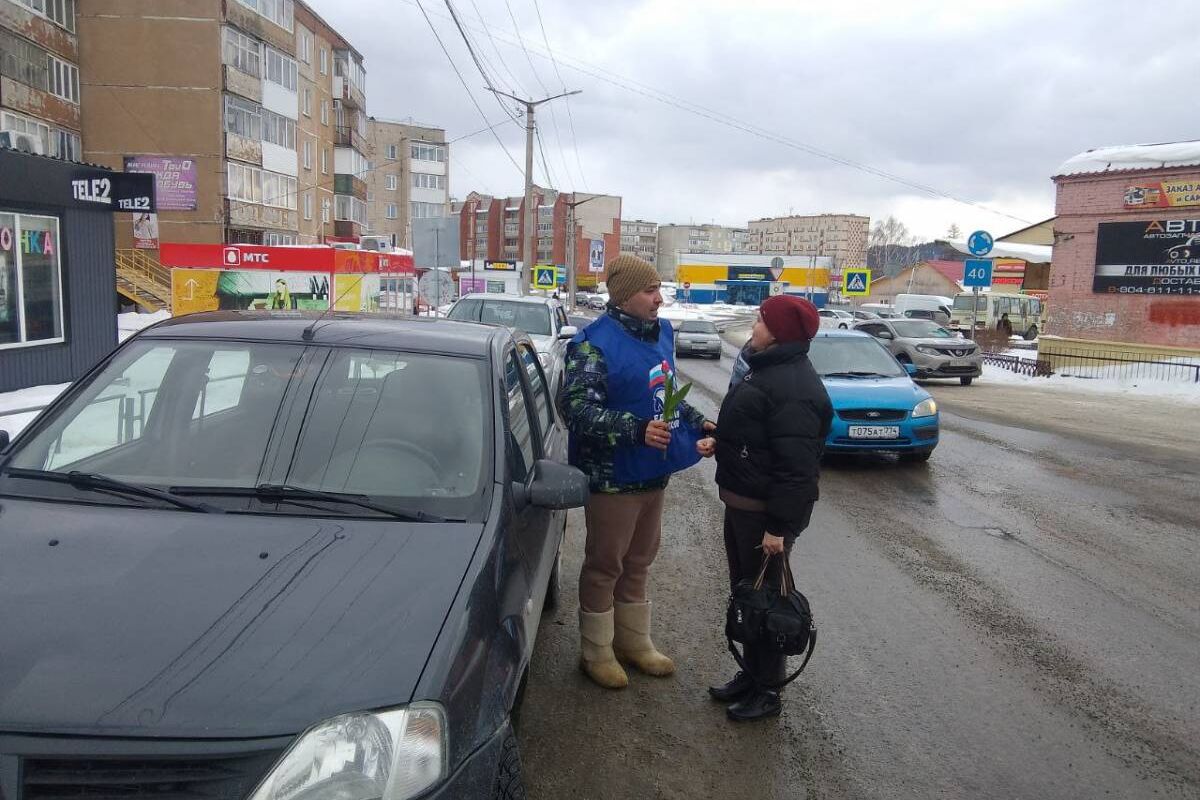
top-left (560, 255), bottom-right (714, 689)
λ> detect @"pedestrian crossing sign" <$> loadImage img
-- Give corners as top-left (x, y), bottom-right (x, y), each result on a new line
top-left (534, 265), bottom-right (557, 289)
top-left (843, 269), bottom-right (871, 296)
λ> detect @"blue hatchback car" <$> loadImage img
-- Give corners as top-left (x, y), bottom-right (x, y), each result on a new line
top-left (809, 330), bottom-right (939, 462)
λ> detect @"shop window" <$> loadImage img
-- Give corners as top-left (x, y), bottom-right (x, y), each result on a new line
top-left (0, 212), bottom-right (65, 349)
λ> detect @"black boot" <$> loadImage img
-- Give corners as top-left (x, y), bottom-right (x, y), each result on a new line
top-left (708, 670), bottom-right (754, 702)
top-left (726, 648), bottom-right (785, 722)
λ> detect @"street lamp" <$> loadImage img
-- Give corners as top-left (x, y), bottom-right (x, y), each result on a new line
top-left (565, 193), bottom-right (604, 304)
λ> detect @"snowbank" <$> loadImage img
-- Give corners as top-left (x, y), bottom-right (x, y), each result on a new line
top-left (980, 364), bottom-right (1200, 404)
top-left (0, 382), bottom-right (70, 438)
top-left (117, 310), bottom-right (171, 342)
top-left (1054, 140), bottom-right (1200, 177)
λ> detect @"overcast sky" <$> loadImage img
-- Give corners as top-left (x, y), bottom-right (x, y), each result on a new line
top-left (319, 0), bottom-right (1198, 242)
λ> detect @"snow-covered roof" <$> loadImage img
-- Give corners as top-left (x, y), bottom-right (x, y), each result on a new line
top-left (941, 239), bottom-right (1052, 263)
top-left (1054, 140), bottom-right (1200, 177)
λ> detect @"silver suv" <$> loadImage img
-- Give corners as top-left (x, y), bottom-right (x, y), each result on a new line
top-left (447, 293), bottom-right (577, 394)
top-left (853, 318), bottom-right (982, 386)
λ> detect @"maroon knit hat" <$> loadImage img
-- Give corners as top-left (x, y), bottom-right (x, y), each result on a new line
top-left (760, 295), bottom-right (820, 343)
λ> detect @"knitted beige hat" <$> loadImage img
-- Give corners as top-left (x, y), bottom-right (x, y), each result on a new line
top-left (606, 254), bottom-right (660, 306)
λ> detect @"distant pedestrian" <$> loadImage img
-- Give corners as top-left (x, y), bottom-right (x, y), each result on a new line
top-left (696, 295), bottom-right (832, 721)
top-left (998, 313), bottom-right (1014, 338)
top-left (559, 254), bottom-right (714, 690)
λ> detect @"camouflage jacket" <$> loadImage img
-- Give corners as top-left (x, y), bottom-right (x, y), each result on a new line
top-left (559, 304), bottom-right (707, 494)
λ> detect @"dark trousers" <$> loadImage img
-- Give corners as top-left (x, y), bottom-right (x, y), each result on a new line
top-left (722, 503), bottom-right (813, 691)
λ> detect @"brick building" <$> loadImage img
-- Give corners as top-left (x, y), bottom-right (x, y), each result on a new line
top-left (747, 213), bottom-right (869, 298)
top-left (619, 219), bottom-right (657, 267)
top-left (364, 117), bottom-right (448, 248)
top-left (1049, 140), bottom-right (1200, 357)
top-left (457, 187), bottom-right (621, 289)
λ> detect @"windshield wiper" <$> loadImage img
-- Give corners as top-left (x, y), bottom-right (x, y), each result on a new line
top-left (823, 371), bottom-right (891, 378)
top-left (172, 483), bottom-right (451, 522)
top-left (3, 468), bottom-right (222, 513)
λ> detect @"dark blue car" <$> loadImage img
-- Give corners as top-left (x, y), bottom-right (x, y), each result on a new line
top-left (0, 312), bottom-right (587, 799)
top-left (809, 330), bottom-right (940, 462)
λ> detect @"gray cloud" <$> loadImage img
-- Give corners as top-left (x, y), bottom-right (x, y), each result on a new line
top-left (320, 0), bottom-right (1200, 240)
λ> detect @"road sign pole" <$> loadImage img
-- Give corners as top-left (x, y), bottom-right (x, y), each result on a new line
top-left (971, 286), bottom-right (979, 334)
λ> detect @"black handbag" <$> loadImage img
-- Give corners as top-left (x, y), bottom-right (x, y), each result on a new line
top-left (725, 553), bottom-right (817, 689)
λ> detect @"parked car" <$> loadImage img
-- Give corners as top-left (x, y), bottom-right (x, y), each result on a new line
top-left (809, 329), bottom-right (939, 462)
top-left (447, 293), bottom-right (576, 396)
top-left (674, 319), bottom-right (722, 359)
top-left (903, 308), bottom-right (952, 325)
top-left (574, 291), bottom-right (589, 306)
top-left (587, 295), bottom-right (607, 311)
top-left (818, 308), bottom-right (852, 330)
top-left (853, 317), bottom-right (983, 385)
top-left (851, 309), bottom-right (881, 321)
top-left (0, 312), bottom-right (588, 799)
top-left (894, 293), bottom-right (953, 323)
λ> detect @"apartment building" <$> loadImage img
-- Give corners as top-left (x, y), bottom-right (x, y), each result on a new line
top-left (457, 186), bottom-right (621, 288)
top-left (619, 219), bottom-right (657, 267)
top-left (655, 223), bottom-right (749, 280)
top-left (0, 0), bottom-right (83, 161)
top-left (79, 0), bottom-right (368, 249)
top-left (747, 213), bottom-right (869, 274)
top-left (365, 117), bottom-right (448, 247)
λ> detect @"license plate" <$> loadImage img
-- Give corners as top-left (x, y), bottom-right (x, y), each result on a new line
top-left (848, 425), bottom-right (900, 439)
top-left (951, 359), bottom-right (971, 367)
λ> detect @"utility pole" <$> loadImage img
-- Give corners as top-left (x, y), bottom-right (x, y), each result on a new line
top-left (565, 193), bottom-right (603, 306)
top-left (487, 88), bottom-right (581, 295)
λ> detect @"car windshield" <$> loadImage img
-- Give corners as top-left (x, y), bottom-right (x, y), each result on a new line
top-left (891, 320), bottom-right (955, 339)
top-left (953, 295), bottom-right (988, 311)
top-left (679, 320), bottom-right (717, 333)
top-left (479, 300), bottom-right (552, 336)
top-left (809, 336), bottom-right (906, 378)
top-left (2, 340), bottom-right (490, 517)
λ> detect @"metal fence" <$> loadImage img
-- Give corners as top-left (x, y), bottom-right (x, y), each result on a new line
top-left (981, 353), bottom-right (1054, 377)
top-left (1045, 348), bottom-right (1200, 383)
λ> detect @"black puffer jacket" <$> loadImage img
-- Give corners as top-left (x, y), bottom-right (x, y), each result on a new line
top-left (714, 339), bottom-right (833, 536)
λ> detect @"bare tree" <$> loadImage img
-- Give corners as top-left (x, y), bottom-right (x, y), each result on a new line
top-left (869, 216), bottom-right (913, 276)
top-left (946, 223), bottom-right (962, 240)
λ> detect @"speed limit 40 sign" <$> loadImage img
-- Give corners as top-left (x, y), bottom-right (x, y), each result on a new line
top-left (963, 259), bottom-right (993, 288)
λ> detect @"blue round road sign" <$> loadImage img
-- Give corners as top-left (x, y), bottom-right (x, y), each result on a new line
top-left (967, 230), bottom-right (994, 257)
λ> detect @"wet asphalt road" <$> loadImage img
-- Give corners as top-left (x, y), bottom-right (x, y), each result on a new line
top-left (517, 331), bottom-right (1200, 799)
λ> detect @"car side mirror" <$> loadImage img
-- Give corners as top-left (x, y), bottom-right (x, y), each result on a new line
top-left (558, 325), bottom-right (578, 340)
top-left (523, 459), bottom-right (589, 510)
top-left (903, 363), bottom-right (918, 376)
top-left (878, 330), bottom-right (894, 340)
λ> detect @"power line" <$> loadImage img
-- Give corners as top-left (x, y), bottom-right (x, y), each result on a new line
top-left (441, 0), bottom-right (522, 125)
top-left (501, 0), bottom-right (576, 188)
top-left (535, 127), bottom-right (557, 189)
top-left (413, 0), bottom-right (523, 175)
top-left (530, 0), bottom-right (587, 190)
top-left (402, 0), bottom-right (1030, 225)
top-left (466, 0), bottom-right (528, 96)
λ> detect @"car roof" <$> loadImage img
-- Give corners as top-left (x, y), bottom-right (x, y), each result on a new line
top-left (815, 329), bottom-right (873, 338)
top-left (140, 311), bottom-right (506, 357)
top-left (457, 293), bottom-right (559, 307)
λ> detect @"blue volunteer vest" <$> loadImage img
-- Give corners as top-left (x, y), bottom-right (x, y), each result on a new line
top-left (572, 313), bottom-right (702, 484)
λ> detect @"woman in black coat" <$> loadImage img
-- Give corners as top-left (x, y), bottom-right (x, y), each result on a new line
top-left (697, 295), bottom-right (832, 721)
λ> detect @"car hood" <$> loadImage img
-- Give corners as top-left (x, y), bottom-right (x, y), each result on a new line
top-left (821, 375), bottom-right (931, 410)
top-left (528, 333), bottom-right (556, 352)
top-left (902, 337), bottom-right (975, 348)
top-left (0, 498), bottom-right (484, 738)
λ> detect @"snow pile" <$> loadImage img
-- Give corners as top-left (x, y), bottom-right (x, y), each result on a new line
top-left (981, 364), bottom-right (1200, 404)
top-left (659, 305), bottom-right (717, 323)
top-left (117, 310), bottom-right (171, 342)
top-left (0, 382), bottom-right (70, 438)
top-left (1054, 140), bottom-right (1200, 177)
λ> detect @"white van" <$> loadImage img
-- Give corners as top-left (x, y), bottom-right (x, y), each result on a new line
top-left (894, 294), bottom-right (953, 325)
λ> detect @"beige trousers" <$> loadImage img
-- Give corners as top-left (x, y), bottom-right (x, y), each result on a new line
top-left (579, 489), bottom-right (666, 613)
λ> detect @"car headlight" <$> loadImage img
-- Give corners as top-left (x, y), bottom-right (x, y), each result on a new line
top-left (249, 704), bottom-right (447, 800)
top-left (915, 345), bottom-right (941, 355)
top-left (913, 398), bottom-right (938, 418)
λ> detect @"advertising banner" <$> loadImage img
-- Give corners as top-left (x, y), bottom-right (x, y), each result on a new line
top-left (124, 156), bottom-right (198, 211)
top-left (333, 273), bottom-right (382, 312)
top-left (1123, 180), bottom-right (1200, 209)
top-left (460, 276), bottom-right (487, 295)
top-left (171, 269), bottom-right (331, 315)
top-left (132, 213), bottom-right (159, 249)
top-left (588, 240), bottom-right (605, 273)
top-left (1094, 219), bottom-right (1200, 295)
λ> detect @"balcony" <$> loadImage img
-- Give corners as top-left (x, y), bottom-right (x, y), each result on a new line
top-left (334, 173), bottom-right (367, 200)
top-left (334, 125), bottom-right (366, 151)
top-left (332, 75), bottom-right (365, 111)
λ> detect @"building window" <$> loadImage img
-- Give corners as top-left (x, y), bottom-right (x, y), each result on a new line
top-left (263, 232), bottom-right (298, 246)
top-left (262, 171), bottom-right (297, 209)
top-left (303, 191), bottom-right (313, 220)
top-left (1, 110), bottom-right (78, 160)
top-left (302, 87), bottom-right (312, 116)
top-left (366, 190), bottom-right (373, 202)
top-left (302, 138), bottom-right (313, 170)
top-left (47, 56), bottom-right (79, 103)
top-left (410, 143), bottom-right (446, 163)
top-left (298, 29), bottom-right (311, 63)
top-left (15, 0), bottom-right (75, 33)
top-left (320, 101), bottom-right (328, 126)
top-left (411, 202), bottom-right (443, 220)
top-left (412, 172), bottom-right (445, 190)
top-left (319, 48), bottom-right (328, 75)
top-left (321, 149), bottom-right (329, 174)
top-left (322, 199), bottom-right (330, 223)
top-left (335, 195), bottom-right (367, 225)
top-left (385, 174), bottom-right (398, 191)
top-left (234, 0), bottom-right (294, 32)
top-left (0, 211), bottom-right (64, 348)
top-left (386, 144), bottom-right (398, 160)
top-left (264, 47), bottom-right (298, 91)
top-left (385, 203), bottom-right (398, 219)
top-left (222, 27), bottom-right (262, 77)
top-left (261, 109), bottom-right (296, 150)
top-left (227, 163), bottom-right (296, 210)
top-left (224, 94), bottom-right (261, 140)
